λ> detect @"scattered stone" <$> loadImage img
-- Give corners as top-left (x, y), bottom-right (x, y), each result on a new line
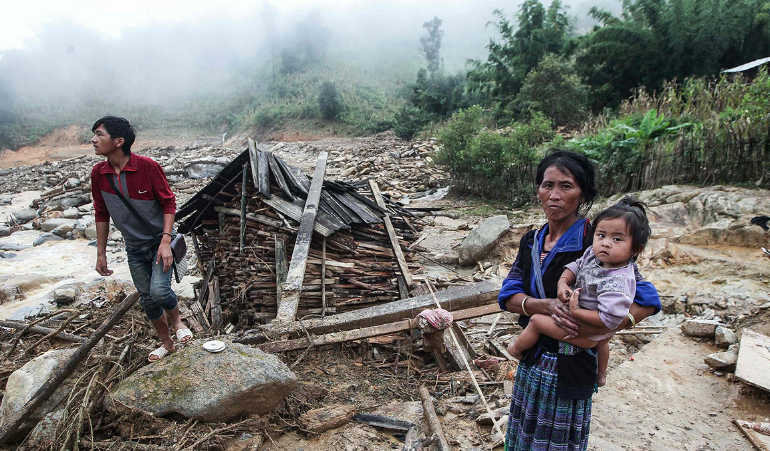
top-left (0, 225), bottom-right (10, 237)
top-left (704, 351), bottom-right (737, 371)
top-left (681, 319), bottom-right (721, 338)
top-left (0, 252), bottom-right (15, 258)
top-left (715, 299), bottom-right (728, 309)
top-left (51, 223), bottom-right (75, 238)
top-left (40, 218), bottom-right (78, 233)
top-left (10, 209), bottom-right (37, 223)
top-left (0, 349), bottom-right (77, 441)
top-left (714, 327), bottom-right (738, 348)
top-left (64, 177), bottom-right (81, 189)
top-left (26, 410), bottom-right (65, 448)
top-left (33, 233), bottom-right (64, 246)
top-left (108, 340), bottom-right (297, 422)
top-left (0, 243), bottom-right (30, 251)
top-left (458, 215), bottom-right (510, 266)
top-left (85, 224), bottom-right (97, 240)
top-left (61, 207), bottom-right (81, 219)
top-left (299, 404), bottom-right (357, 433)
top-left (53, 287), bottom-right (78, 305)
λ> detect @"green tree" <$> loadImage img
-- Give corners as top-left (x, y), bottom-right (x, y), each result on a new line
top-left (420, 16), bottom-right (443, 76)
top-left (318, 81), bottom-right (342, 120)
top-left (467, 0), bottom-right (574, 116)
top-left (515, 54), bottom-right (588, 126)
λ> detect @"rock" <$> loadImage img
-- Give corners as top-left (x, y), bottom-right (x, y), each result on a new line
top-left (10, 209), bottom-right (37, 223)
top-left (26, 410), bottom-right (65, 448)
top-left (184, 160), bottom-right (227, 179)
top-left (0, 243), bottom-right (31, 251)
top-left (0, 252), bottom-right (15, 258)
top-left (704, 351), bottom-right (737, 371)
top-left (299, 404), bottom-right (356, 433)
top-left (0, 349), bottom-right (77, 440)
top-left (51, 223), bottom-right (75, 238)
top-left (61, 207), bottom-right (81, 219)
top-left (33, 233), bottom-right (64, 246)
top-left (0, 225), bottom-right (9, 237)
top-left (108, 340), bottom-right (297, 421)
top-left (85, 224), bottom-right (97, 240)
top-left (681, 319), bottom-right (721, 338)
top-left (458, 215), bottom-right (510, 266)
top-left (0, 194), bottom-right (12, 205)
top-left (64, 177), bottom-right (81, 189)
top-left (648, 202), bottom-right (690, 227)
top-left (715, 327), bottom-right (738, 348)
top-left (109, 230), bottom-right (123, 241)
top-left (53, 287), bottom-right (78, 305)
top-left (40, 218), bottom-right (78, 232)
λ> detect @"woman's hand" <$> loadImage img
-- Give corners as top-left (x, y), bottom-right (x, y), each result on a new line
top-left (557, 282), bottom-right (572, 304)
top-left (549, 298), bottom-right (579, 339)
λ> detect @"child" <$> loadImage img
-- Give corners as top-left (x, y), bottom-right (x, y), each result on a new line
top-left (508, 196), bottom-right (651, 386)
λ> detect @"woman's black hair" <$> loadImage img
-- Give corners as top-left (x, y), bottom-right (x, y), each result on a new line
top-left (92, 116), bottom-right (135, 156)
top-left (535, 149), bottom-right (597, 216)
top-left (593, 195), bottom-right (651, 261)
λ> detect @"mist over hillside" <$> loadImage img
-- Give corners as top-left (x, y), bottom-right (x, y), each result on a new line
top-left (0, 0), bottom-right (617, 121)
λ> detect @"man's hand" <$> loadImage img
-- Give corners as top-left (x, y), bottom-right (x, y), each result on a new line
top-left (156, 242), bottom-right (174, 272)
top-left (96, 254), bottom-right (113, 276)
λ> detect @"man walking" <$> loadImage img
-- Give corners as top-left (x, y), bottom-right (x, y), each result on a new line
top-left (90, 116), bottom-right (192, 361)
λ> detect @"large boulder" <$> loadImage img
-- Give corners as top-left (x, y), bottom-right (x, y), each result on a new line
top-left (458, 215), bottom-right (510, 266)
top-left (108, 340), bottom-right (297, 422)
top-left (0, 349), bottom-right (77, 441)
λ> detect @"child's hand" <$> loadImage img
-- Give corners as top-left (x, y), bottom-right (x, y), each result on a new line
top-left (557, 283), bottom-right (572, 304)
top-left (568, 288), bottom-right (582, 313)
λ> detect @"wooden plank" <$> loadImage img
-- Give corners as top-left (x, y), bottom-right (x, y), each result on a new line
top-left (735, 329), bottom-right (770, 392)
top-left (368, 180), bottom-right (413, 287)
top-left (275, 236), bottom-right (288, 310)
top-left (442, 322), bottom-right (477, 371)
top-left (419, 387), bottom-right (451, 451)
top-left (256, 302), bottom-right (500, 352)
top-left (242, 281), bottom-right (499, 342)
top-left (267, 151), bottom-right (293, 199)
top-left (733, 419), bottom-right (770, 451)
top-left (274, 151), bottom-right (328, 324)
top-left (214, 206), bottom-right (287, 231)
top-left (262, 195), bottom-right (337, 237)
top-left (248, 138), bottom-right (258, 196)
top-left (321, 237), bottom-right (327, 316)
top-left (240, 163), bottom-right (248, 253)
top-left (211, 276), bottom-right (223, 332)
top-left (257, 148), bottom-right (270, 197)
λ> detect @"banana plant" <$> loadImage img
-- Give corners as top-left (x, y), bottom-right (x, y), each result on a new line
top-left (615, 109), bottom-right (691, 146)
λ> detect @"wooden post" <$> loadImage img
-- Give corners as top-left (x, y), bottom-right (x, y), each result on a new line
top-left (368, 180), bottom-right (413, 288)
top-left (321, 237), bottom-right (327, 316)
top-left (275, 236), bottom-right (288, 308)
top-left (274, 151), bottom-right (328, 324)
top-left (0, 292), bottom-right (139, 446)
top-left (240, 163), bottom-right (248, 254)
top-left (419, 386), bottom-right (450, 451)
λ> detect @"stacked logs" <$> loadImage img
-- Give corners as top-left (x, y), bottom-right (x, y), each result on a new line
top-left (193, 181), bottom-right (423, 329)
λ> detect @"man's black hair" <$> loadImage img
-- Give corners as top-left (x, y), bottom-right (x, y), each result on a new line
top-left (535, 150), bottom-right (597, 216)
top-left (593, 195), bottom-right (651, 261)
top-left (92, 116), bottom-right (135, 156)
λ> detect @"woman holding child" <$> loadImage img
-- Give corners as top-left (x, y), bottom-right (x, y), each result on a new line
top-left (498, 150), bottom-right (661, 451)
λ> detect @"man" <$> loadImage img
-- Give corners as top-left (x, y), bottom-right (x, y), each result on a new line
top-left (90, 116), bottom-right (192, 361)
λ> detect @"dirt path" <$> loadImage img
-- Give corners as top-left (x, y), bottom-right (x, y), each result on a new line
top-left (590, 328), bottom-right (766, 451)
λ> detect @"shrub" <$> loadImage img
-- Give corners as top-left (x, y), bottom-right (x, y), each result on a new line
top-left (515, 54), bottom-right (589, 126)
top-left (393, 106), bottom-right (430, 140)
top-left (318, 81), bottom-right (342, 120)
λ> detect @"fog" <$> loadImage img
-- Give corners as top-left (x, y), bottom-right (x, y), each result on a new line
top-left (0, 0), bottom-right (621, 124)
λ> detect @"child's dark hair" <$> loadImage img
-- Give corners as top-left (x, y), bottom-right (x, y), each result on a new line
top-left (92, 116), bottom-right (135, 155)
top-left (593, 195), bottom-right (651, 260)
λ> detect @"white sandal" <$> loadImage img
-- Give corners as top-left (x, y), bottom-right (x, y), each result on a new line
top-left (176, 328), bottom-right (193, 343)
top-left (148, 346), bottom-right (170, 362)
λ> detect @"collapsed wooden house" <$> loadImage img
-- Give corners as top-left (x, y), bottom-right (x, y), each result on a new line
top-left (175, 140), bottom-right (425, 331)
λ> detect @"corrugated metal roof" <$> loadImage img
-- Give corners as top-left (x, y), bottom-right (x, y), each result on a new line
top-left (722, 56), bottom-right (770, 73)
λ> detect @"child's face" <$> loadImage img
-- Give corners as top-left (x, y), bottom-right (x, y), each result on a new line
top-left (592, 217), bottom-right (635, 268)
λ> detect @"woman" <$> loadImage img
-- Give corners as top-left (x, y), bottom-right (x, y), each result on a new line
top-left (498, 150), bottom-right (660, 451)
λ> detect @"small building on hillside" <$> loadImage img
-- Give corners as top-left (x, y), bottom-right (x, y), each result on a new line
top-left (175, 140), bottom-right (423, 331)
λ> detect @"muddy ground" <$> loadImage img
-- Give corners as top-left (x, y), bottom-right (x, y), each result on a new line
top-left (1, 127), bottom-right (770, 451)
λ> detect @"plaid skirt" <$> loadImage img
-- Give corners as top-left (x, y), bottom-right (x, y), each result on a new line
top-left (505, 350), bottom-right (591, 451)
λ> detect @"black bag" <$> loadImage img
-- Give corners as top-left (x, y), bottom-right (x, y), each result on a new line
top-left (107, 176), bottom-right (188, 282)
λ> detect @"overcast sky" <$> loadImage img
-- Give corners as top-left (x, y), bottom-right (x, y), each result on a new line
top-left (0, 0), bottom-right (620, 52)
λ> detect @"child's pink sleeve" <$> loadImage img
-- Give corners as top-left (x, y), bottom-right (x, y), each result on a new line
top-left (564, 246), bottom-right (593, 276)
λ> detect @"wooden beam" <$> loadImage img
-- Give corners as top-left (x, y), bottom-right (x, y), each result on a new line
top-left (257, 302), bottom-right (500, 353)
top-left (368, 180), bottom-right (413, 288)
top-left (240, 163), bottom-right (248, 253)
top-left (274, 151), bottom-right (328, 324)
top-left (419, 386), bottom-right (450, 451)
top-left (257, 146), bottom-right (270, 198)
top-left (241, 280), bottom-right (499, 343)
top-left (0, 320), bottom-right (86, 343)
top-left (0, 293), bottom-right (139, 446)
top-left (442, 322), bottom-right (477, 371)
top-left (275, 236), bottom-right (288, 309)
top-left (321, 237), bottom-right (327, 316)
